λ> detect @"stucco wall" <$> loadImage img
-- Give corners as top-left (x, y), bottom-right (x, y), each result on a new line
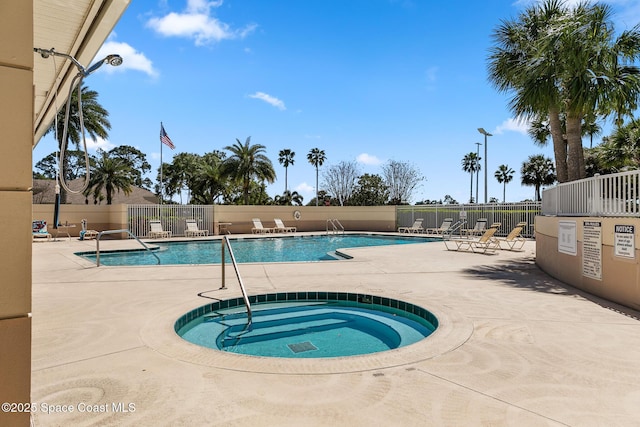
top-left (536, 216), bottom-right (640, 311)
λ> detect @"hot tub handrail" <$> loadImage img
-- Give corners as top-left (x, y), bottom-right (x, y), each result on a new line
top-left (221, 236), bottom-right (252, 324)
top-left (95, 229), bottom-right (160, 267)
top-left (326, 218), bottom-right (344, 235)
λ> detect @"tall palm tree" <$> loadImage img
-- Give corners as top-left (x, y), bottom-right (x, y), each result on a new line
top-left (84, 150), bottom-right (133, 205)
top-left (494, 164), bottom-right (515, 203)
top-left (278, 149), bottom-right (295, 192)
top-left (307, 148), bottom-right (326, 206)
top-left (462, 152), bottom-right (481, 203)
top-left (521, 155), bottom-right (556, 202)
top-left (222, 137), bottom-right (276, 205)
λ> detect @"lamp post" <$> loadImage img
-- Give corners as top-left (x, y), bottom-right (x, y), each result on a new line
top-left (478, 128), bottom-right (492, 203)
top-left (475, 142), bottom-right (481, 204)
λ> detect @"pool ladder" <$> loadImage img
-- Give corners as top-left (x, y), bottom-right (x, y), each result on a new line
top-left (326, 218), bottom-right (344, 235)
top-left (220, 236), bottom-right (252, 324)
top-left (95, 229), bottom-right (160, 266)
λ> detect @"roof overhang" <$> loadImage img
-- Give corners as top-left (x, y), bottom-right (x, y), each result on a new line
top-left (33, 0), bottom-right (130, 147)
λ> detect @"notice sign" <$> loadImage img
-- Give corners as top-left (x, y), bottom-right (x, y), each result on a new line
top-left (614, 225), bottom-right (635, 259)
top-left (558, 220), bottom-right (577, 256)
top-left (582, 221), bottom-right (602, 280)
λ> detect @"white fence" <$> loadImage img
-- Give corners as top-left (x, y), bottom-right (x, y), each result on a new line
top-left (127, 204), bottom-right (214, 238)
top-left (542, 170), bottom-right (640, 217)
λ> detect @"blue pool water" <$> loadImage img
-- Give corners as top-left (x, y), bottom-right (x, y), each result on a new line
top-left (77, 234), bottom-right (435, 266)
top-left (176, 293), bottom-right (438, 358)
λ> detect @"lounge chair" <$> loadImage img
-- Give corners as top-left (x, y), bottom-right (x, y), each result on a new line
top-left (32, 220), bottom-right (52, 241)
top-left (444, 222), bottom-right (501, 254)
top-left (425, 218), bottom-right (453, 235)
top-left (463, 218), bottom-right (487, 237)
top-left (185, 219), bottom-right (209, 237)
top-left (398, 218), bottom-right (424, 233)
top-left (149, 220), bottom-right (172, 239)
top-left (252, 218), bottom-right (275, 234)
top-left (493, 222), bottom-right (527, 251)
top-left (274, 218), bottom-right (296, 233)
top-left (79, 219), bottom-right (99, 240)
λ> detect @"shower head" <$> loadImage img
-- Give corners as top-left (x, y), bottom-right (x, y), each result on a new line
top-left (85, 54), bottom-right (123, 75)
top-left (34, 47), bottom-right (123, 76)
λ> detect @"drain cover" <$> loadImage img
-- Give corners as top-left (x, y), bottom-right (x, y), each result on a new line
top-left (287, 341), bottom-right (318, 353)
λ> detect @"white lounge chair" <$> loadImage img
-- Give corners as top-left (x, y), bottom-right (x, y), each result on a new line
top-left (426, 218), bottom-right (453, 235)
top-left (274, 218), bottom-right (296, 233)
top-left (398, 218), bottom-right (424, 233)
top-left (32, 220), bottom-right (52, 241)
top-left (463, 218), bottom-right (487, 237)
top-left (185, 219), bottom-right (209, 237)
top-left (493, 222), bottom-right (527, 251)
top-left (252, 218), bottom-right (275, 234)
top-left (149, 220), bottom-right (172, 239)
top-left (444, 222), bottom-right (501, 254)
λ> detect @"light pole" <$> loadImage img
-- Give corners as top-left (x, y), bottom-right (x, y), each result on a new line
top-left (474, 142), bottom-right (481, 204)
top-left (478, 128), bottom-right (492, 203)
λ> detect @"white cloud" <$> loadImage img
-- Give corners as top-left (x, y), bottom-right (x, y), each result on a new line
top-left (493, 117), bottom-right (529, 135)
top-left (249, 92), bottom-right (286, 110)
top-left (95, 41), bottom-right (158, 77)
top-left (146, 0), bottom-right (257, 46)
top-left (86, 137), bottom-right (116, 152)
top-left (356, 153), bottom-right (382, 166)
top-left (296, 182), bottom-right (314, 195)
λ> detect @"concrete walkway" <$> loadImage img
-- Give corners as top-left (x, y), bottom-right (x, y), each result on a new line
top-left (30, 235), bottom-right (640, 426)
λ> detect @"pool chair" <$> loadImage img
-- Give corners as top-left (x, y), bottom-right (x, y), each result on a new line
top-left (425, 218), bottom-right (453, 235)
top-left (444, 222), bottom-right (501, 254)
top-left (462, 218), bottom-right (487, 237)
top-left (251, 218), bottom-right (275, 234)
top-left (148, 220), bottom-right (172, 239)
top-left (274, 218), bottom-right (296, 233)
top-left (79, 219), bottom-right (99, 240)
top-left (32, 220), bottom-right (52, 241)
top-left (398, 218), bottom-right (424, 233)
top-left (493, 222), bottom-right (527, 251)
top-left (185, 219), bottom-right (209, 237)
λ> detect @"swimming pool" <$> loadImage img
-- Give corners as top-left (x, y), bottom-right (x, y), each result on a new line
top-left (77, 234), bottom-right (436, 266)
top-left (176, 292), bottom-right (438, 358)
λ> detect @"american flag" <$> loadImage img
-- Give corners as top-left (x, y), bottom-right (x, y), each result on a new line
top-left (160, 123), bottom-right (175, 150)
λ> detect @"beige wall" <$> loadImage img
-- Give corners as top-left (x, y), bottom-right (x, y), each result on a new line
top-left (0, 1), bottom-right (33, 425)
top-left (33, 204), bottom-right (126, 237)
top-left (536, 216), bottom-right (640, 311)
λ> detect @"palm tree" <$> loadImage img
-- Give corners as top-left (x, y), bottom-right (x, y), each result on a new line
top-left (84, 150), bottom-right (133, 205)
top-left (278, 149), bottom-right (295, 192)
top-left (494, 164), bottom-right (515, 202)
top-left (521, 155), bottom-right (556, 202)
top-left (221, 137), bottom-right (276, 205)
top-left (307, 148), bottom-right (326, 206)
top-left (462, 152), bottom-right (481, 203)
top-left (274, 190), bottom-right (304, 206)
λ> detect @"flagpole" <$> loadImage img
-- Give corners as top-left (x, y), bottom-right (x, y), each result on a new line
top-left (160, 121), bottom-right (163, 205)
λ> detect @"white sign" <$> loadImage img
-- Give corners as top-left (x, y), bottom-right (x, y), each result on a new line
top-left (558, 220), bottom-right (577, 256)
top-left (614, 224), bottom-right (635, 259)
top-left (582, 221), bottom-right (602, 281)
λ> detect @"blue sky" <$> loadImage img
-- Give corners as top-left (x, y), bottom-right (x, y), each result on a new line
top-left (33, 0), bottom-right (640, 204)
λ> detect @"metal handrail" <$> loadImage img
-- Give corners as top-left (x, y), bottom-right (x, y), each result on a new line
top-left (221, 236), bottom-right (252, 324)
top-left (95, 229), bottom-right (160, 266)
top-left (326, 218), bottom-right (345, 234)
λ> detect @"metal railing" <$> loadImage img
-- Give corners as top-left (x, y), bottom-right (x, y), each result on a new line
top-left (95, 229), bottom-right (160, 266)
top-left (542, 170), bottom-right (640, 217)
top-left (326, 218), bottom-right (345, 234)
top-left (220, 236), bottom-right (252, 324)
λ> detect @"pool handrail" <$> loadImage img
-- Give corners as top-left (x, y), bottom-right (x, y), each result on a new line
top-left (95, 229), bottom-right (160, 267)
top-left (221, 236), bottom-right (252, 324)
top-left (326, 218), bottom-right (345, 234)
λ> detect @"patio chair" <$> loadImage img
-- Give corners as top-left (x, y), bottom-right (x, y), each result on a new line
top-left (398, 218), bottom-right (424, 233)
top-left (79, 219), bottom-right (99, 240)
top-left (444, 222), bottom-right (501, 254)
top-left (462, 218), bottom-right (487, 237)
top-left (185, 219), bottom-right (209, 237)
top-left (149, 220), bottom-right (172, 239)
top-left (274, 218), bottom-right (296, 233)
top-left (425, 218), bottom-right (453, 235)
top-left (493, 222), bottom-right (527, 251)
top-left (32, 220), bottom-right (52, 241)
top-left (251, 218), bottom-right (275, 234)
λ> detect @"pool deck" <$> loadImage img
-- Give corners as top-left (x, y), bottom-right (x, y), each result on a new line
top-left (31, 233), bottom-right (640, 426)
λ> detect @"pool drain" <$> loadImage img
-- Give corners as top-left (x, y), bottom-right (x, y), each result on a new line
top-left (288, 341), bottom-right (318, 353)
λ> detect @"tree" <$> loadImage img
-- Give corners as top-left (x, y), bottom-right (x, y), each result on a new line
top-left (307, 148), bottom-right (326, 206)
top-left (273, 190), bottom-right (304, 206)
top-left (190, 151), bottom-right (227, 204)
top-left (488, 0), bottom-right (640, 183)
top-left (278, 149), bottom-right (295, 193)
top-left (381, 160), bottom-right (424, 205)
top-left (350, 173), bottom-right (390, 206)
top-left (34, 150), bottom-right (90, 180)
top-left (462, 152), bottom-right (481, 203)
top-left (443, 195), bottom-right (457, 204)
top-left (494, 164), bottom-right (515, 202)
top-left (322, 161), bottom-right (360, 206)
top-left (108, 146), bottom-right (152, 189)
top-left (521, 155), bottom-right (556, 201)
top-left (84, 150), bottom-right (133, 205)
top-left (221, 137), bottom-right (276, 205)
